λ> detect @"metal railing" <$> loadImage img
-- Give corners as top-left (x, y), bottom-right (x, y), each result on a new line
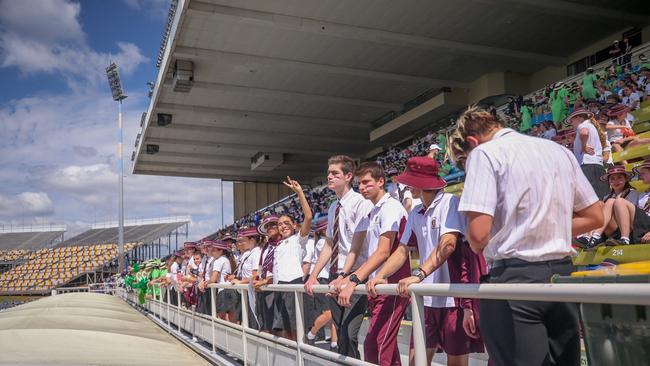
top-left (116, 282), bottom-right (650, 366)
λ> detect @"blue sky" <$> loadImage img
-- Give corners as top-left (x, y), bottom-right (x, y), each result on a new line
top-left (0, 0), bottom-right (233, 240)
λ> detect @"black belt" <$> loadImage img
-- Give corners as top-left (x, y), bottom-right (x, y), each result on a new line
top-left (491, 256), bottom-right (572, 269)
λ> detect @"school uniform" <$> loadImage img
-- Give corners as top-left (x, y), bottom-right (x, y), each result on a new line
top-left (308, 237), bottom-right (331, 315)
top-left (235, 247), bottom-right (261, 327)
top-left (272, 232), bottom-right (309, 331)
top-left (402, 191), bottom-right (471, 355)
top-left (197, 256), bottom-right (214, 315)
top-left (459, 128), bottom-right (599, 365)
top-left (355, 194), bottom-right (409, 366)
top-left (214, 256), bottom-right (239, 314)
top-left (326, 189), bottom-right (374, 359)
top-left (256, 240), bottom-right (278, 331)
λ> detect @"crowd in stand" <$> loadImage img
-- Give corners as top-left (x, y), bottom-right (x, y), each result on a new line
top-left (116, 49), bottom-right (650, 366)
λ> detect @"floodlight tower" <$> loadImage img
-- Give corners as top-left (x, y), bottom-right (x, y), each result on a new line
top-left (105, 62), bottom-right (127, 274)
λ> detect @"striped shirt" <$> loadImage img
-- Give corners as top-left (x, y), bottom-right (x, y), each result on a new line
top-left (326, 189), bottom-right (373, 271)
top-left (458, 128), bottom-right (599, 264)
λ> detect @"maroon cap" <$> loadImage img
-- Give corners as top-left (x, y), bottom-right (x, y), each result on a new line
top-left (395, 157), bottom-right (447, 190)
top-left (258, 215), bottom-right (279, 235)
top-left (600, 165), bottom-right (633, 181)
top-left (606, 103), bottom-right (630, 117)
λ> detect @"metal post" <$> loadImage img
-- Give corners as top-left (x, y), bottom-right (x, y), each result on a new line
top-left (166, 286), bottom-right (171, 328)
top-left (177, 289), bottom-right (182, 332)
top-left (240, 289), bottom-right (249, 365)
top-left (410, 292), bottom-right (426, 366)
top-left (210, 288), bottom-right (217, 353)
top-left (294, 290), bottom-right (305, 366)
top-left (117, 99), bottom-right (125, 274)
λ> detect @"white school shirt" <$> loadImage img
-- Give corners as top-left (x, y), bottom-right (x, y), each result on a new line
top-left (170, 262), bottom-right (179, 274)
top-left (203, 256), bottom-right (215, 281)
top-left (606, 118), bottom-right (632, 142)
top-left (273, 233), bottom-right (309, 283)
top-left (236, 247), bottom-right (261, 279)
top-left (307, 237), bottom-right (330, 279)
top-left (355, 193), bottom-right (407, 279)
top-left (573, 120), bottom-right (603, 165)
top-left (212, 256), bottom-right (232, 292)
top-left (401, 192), bottom-right (463, 308)
top-left (459, 128), bottom-right (599, 264)
top-left (638, 192), bottom-right (650, 217)
top-left (326, 190), bottom-right (374, 271)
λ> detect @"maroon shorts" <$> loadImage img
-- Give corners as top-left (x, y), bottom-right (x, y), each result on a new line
top-left (410, 307), bottom-right (485, 356)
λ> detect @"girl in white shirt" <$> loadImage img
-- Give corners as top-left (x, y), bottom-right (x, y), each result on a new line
top-left (271, 176), bottom-right (313, 340)
top-left (210, 240), bottom-right (237, 322)
top-left (228, 227), bottom-right (262, 328)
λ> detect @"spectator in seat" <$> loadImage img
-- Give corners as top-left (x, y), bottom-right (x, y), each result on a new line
top-left (427, 143), bottom-right (441, 160)
top-left (540, 121), bottom-right (557, 140)
top-left (578, 165), bottom-right (640, 249)
top-left (566, 108), bottom-right (609, 198)
top-left (550, 82), bottom-right (569, 124)
top-left (622, 84), bottom-right (642, 110)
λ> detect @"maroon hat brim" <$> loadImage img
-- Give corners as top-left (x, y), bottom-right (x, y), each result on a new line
top-left (600, 170), bottom-right (633, 181)
top-left (395, 171), bottom-right (447, 190)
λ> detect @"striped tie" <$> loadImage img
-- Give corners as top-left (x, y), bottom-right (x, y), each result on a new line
top-left (259, 241), bottom-right (277, 279)
top-left (329, 204), bottom-right (341, 276)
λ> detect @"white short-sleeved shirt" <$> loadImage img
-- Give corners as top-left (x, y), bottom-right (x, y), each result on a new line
top-left (203, 256), bottom-right (215, 281)
top-left (459, 128), bottom-right (599, 264)
top-left (326, 190), bottom-right (374, 271)
top-left (574, 120), bottom-right (603, 165)
top-left (236, 246), bottom-right (261, 279)
top-left (638, 192), bottom-right (650, 216)
top-left (306, 237), bottom-right (330, 279)
top-left (170, 262), bottom-right (179, 274)
top-left (401, 192), bottom-right (464, 308)
top-left (212, 256), bottom-right (232, 292)
top-left (304, 238), bottom-right (315, 265)
top-left (355, 194), bottom-right (407, 279)
top-left (273, 233), bottom-right (309, 283)
top-left (607, 118), bottom-right (632, 142)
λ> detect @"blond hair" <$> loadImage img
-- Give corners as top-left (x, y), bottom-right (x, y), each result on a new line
top-left (446, 105), bottom-right (505, 167)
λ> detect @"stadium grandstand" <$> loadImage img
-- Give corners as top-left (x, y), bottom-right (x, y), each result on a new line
top-left (4, 1), bottom-right (650, 366)
top-left (0, 217), bottom-right (188, 295)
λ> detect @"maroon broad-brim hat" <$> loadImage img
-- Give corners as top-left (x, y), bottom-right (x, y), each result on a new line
top-left (257, 215), bottom-right (279, 236)
top-left (606, 103), bottom-right (630, 117)
top-left (207, 240), bottom-right (230, 251)
top-left (395, 156), bottom-right (447, 190)
top-left (183, 241), bottom-right (198, 249)
top-left (221, 233), bottom-right (236, 243)
top-left (237, 227), bottom-right (259, 239)
top-left (310, 216), bottom-right (328, 234)
top-left (600, 165), bottom-right (633, 181)
top-left (564, 108), bottom-right (594, 126)
top-left (633, 159), bottom-right (650, 175)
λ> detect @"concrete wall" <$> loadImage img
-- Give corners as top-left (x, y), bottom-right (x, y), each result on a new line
top-left (233, 182), bottom-right (291, 220)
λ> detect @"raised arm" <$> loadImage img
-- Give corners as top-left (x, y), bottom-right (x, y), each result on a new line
top-left (283, 176), bottom-right (313, 237)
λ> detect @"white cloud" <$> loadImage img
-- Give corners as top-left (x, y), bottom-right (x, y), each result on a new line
top-left (0, 0), bottom-right (84, 43)
top-left (0, 191), bottom-right (54, 218)
top-left (0, 0), bottom-right (148, 87)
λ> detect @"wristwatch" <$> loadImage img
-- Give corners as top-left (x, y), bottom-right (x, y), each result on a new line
top-left (348, 273), bottom-right (362, 285)
top-left (337, 271), bottom-right (349, 278)
top-left (411, 268), bottom-right (426, 282)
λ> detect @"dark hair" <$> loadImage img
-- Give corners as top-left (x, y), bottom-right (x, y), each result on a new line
top-left (223, 250), bottom-right (236, 274)
top-left (355, 161), bottom-right (385, 181)
top-left (327, 155), bottom-right (356, 175)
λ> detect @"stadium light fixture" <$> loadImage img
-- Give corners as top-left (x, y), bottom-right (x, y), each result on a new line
top-left (105, 62), bottom-right (127, 275)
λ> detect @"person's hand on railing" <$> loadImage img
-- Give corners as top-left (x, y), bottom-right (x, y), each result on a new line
top-left (397, 276), bottom-right (421, 298)
top-left (366, 277), bottom-right (387, 298)
top-left (462, 309), bottom-right (480, 339)
top-left (327, 275), bottom-right (345, 297)
top-left (304, 276), bottom-right (318, 296)
top-left (336, 277), bottom-right (356, 307)
top-left (253, 277), bottom-right (270, 292)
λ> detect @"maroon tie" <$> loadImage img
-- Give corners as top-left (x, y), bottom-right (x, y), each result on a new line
top-left (329, 204), bottom-right (341, 275)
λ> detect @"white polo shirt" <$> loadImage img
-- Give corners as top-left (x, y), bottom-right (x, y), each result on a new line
top-left (273, 233), bottom-right (309, 283)
top-left (574, 120), bottom-right (603, 165)
top-left (459, 128), bottom-right (599, 264)
top-left (235, 246), bottom-right (261, 279)
top-left (355, 193), bottom-right (407, 279)
top-left (401, 192), bottom-right (463, 308)
top-left (203, 256), bottom-right (215, 281)
top-left (212, 256), bottom-right (232, 292)
top-left (170, 261), bottom-right (179, 274)
top-left (326, 189), bottom-right (374, 271)
top-left (306, 237), bottom-right (330, 279)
